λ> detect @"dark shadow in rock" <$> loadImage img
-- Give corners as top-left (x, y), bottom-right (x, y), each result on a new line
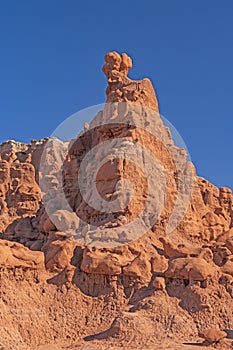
top-left (72, 269), bottom-right (115, 297)
top-left (225, 329), bottom-right (233, 339)
top-left (47, 267), bottom-right (72, 286)
top-left (151, 243), bottom-right (165, 256)
top-left (72, 271), bottom-right (138, 298)
top-left (128, 273), bottom-right (165, 306)
top-left (182, 342), bottom-right (204, 347)
top-left (128, 285), bottom-right (154, 305)
top-left (166, 278), bottom-right (205, 314)
top-left (84, 326), bottom-right (114, 341)
top-left (46, 246), bottom-right (83, 287)
top-left (4, 218), bottom-right (37, 243)
top-left (70, 246), bottom-right (83, 268)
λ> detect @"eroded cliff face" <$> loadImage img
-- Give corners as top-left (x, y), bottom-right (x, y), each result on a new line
top-left (0, 52), bottom-right (233, 350)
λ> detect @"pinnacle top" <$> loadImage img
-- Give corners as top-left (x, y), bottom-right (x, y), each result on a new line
top-left (102, 51), bottom-right (132, 80)
top-left (102, 51), bottom-right (159, 112)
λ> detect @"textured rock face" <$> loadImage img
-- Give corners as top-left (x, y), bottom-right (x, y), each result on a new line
top-left (0, 145), bottom-right (41, 233)
top-left (165, 256), bottom-right (218, 281)
top-left (102, 51), bottom-right (159, 111)
top-left (62, 111), bottom-right (181, 238)
top-left (0, 52), bottom-right (233, 349)
top-left (0, 239), bottom-right (44, 268)
top-left (60, 52), bottom-right (194, 248)
top-left (199, 328), bottom-right (227, 344)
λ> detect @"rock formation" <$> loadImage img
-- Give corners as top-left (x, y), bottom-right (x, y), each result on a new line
top-left (0, 52), bottom-right (232, 350)
top-left (102, 51), bottom-right (159, 111)
top-left (199, 328), bottom-right (227, 345)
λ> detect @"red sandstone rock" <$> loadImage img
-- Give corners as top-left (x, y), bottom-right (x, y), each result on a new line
top-left (225, 237), bottom-right (233, 253)
top-left (0, 51), bottom-right (232, 350)
top-left (152, 276), bottom-right (166, 291)
top-left (102, 51), bottom-right (159, 111)
top-left (0, 239), bottom-right (44, 268)
top-left (165, 257), bottom-right (217, 281)
top-left (199, 328), bottom-right (227, 343)
top-left (221, 260), bottom-right (233, 277)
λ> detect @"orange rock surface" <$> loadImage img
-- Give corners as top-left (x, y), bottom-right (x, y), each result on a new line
top-left (0, 52), bottom-right (232, 350)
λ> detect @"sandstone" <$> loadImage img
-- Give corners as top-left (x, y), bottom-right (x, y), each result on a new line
top-left (81, 247), bottom-right (122, 275)
top-left (217, 227), bottom-right (233, 242)
top-left (198, 247), bottom-right (214, 263)
top-left (199, 328), bottom-right (227, 343)
top-left (0, 51), bottom-right (233, 350)
top-left (102, 51), bottom-right (159, 111)
top-left (159, 237), bottom-right (201, 259)
top-left (225, 237), bottom-right (233, 253)
top-left (212, 244), bottom-right (231, 266)
top-left (152, 276), bottom-right (166, 291)
top-left (165, 257), bottom-right (217, 281)
top-left (151, 250), bottom-right (168, 273)
top-left (0, 239), bottom-right (44, 268)
top-left (42, 239), bottom-right (76, 271)
top-left (0, 141), bottom-right (42, 237)
top-left (48, 209), bottom-right (80, 234)
top-left (42, 216), bottom-right (57, 233)
top-left (14, 217), bottom-right (39, 240)
top-left (122, 252), bottom-right (152, 281)
top-left (221, 260), bottom-right (233, 277)
top-left (29, 239), bottom-right (43, 251)
top-left (108, 312), bottom-right (155, 340)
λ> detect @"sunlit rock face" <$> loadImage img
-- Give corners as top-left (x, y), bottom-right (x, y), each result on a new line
top-left (0, 51), bottom-right (232, 350)
top-left (0, 145), bottom-right (41, 233)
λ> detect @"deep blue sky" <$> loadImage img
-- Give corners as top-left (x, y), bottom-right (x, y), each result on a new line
top-left (0, 1), bottom-right (232, 189)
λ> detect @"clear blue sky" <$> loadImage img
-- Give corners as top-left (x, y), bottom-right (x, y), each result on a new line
top-left (0, 0), bottom-right (232, 189)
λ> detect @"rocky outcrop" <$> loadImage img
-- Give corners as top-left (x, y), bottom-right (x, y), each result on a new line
top-left (199, 328), bottom-right (227, 345)
top-left (165, 256), bottom-right (218, 281)
top-left (102, 51), bottom-right (159, 111)
top-left (0, 239), bottom-right (44, 268)
top-left (0, 51), bottom-right (233, 350)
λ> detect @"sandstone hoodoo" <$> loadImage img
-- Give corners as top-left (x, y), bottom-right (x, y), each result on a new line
top-left (102, 51), bottom-right (159, 111)
top-left (0, 52), bottom-right (232, 350)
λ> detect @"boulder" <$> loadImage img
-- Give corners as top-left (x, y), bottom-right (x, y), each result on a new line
top-left (199, 328), bottom-right (227, 343)
top-left (165, 257), bottom-right (217, 281)
top-left (221, 260), bottom-right (233, 277)
top-left (0, 239), bottom-right (44, 268)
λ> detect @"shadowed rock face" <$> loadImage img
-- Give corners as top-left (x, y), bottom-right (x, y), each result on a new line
top-left (0, 52), bottom-right (233, 350)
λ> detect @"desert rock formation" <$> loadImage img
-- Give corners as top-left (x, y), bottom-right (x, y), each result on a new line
top-left (0, 52), bottom-right (232, 350)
